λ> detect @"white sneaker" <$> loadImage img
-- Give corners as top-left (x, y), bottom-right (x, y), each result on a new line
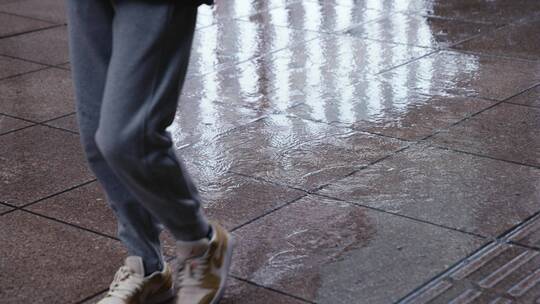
top-left (98, 256), bottom-right (174, 304)
top-left (175, 223), bottom-right (235, 304)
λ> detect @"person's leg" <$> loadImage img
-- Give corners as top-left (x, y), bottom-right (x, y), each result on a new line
top-left (66, 0), bottom-right (164, 275)
top-left (94, 0), bottom-right (209, 242)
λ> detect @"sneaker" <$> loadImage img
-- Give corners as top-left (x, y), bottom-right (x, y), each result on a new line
top-left (98, 256), bottom-right (174, 304)
top-left (175, 223), bottom-right (235, 304)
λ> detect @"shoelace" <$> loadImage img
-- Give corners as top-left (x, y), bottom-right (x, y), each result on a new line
top-left (178, 254), bottom-right (210, 287)
top-left (106, 266), bottom-right (144, 299)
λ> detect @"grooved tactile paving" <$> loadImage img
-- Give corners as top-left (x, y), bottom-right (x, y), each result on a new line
top-left (400, 243), bottom-right (540, 303)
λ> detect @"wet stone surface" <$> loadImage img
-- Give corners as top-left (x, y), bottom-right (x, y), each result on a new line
top-left (401, 243), bottom-right (540, 303)
top-left (430, 103), bottom-right (540, 167)
top-left (347, 13), bottom-right (498, 48)
top-left (507, 215), bottom-right (540, 250)
top-left (0, 55), bottom-right (45, 80)
top-left (288, 86), bottom-right (496, 141)
top-left (231, 195), bottom-right (485, 304)
top-left (0, 211), bottom-right (126, 304)
top-left (453, 19), bottom-right (540, 60)
top-left (0, 26), bottom-right (69, 65)
top-left (0, 0), bottom-right (67, 24)
top-left (0, 125), bottom-right (93, 206)
top-left (377, 50), bottom-right (540, 101)
top-left (0, 114), bottom-right (32, 134)
top-left (506, 85), bottom-right (540, 109)
top-left (318, 144), bottom-right (540, 237)
top-left (0, 12), bottom-right (52, 38)
top-left (0, 68), bottom-right (74, 122)
top-left (241, 1), bottom-right (386, 33)
top-left (44, 113), bottom-right (79, 133)
top-left (0, 203), bottom-right (14, 214)
top-left (414, 0), bottom-right (540, 24)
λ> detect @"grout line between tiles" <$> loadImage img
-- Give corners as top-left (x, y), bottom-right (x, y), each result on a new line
top-left (503, 101), bottom-right (540, 109)
top-left (230, 194), bottom-right (309, 232)
top-left (21, 208), bottom-right (119, 241)
top-left (0, 10), bottom-right (66, 24)
top-left (73, 288), bottom-right (108, 304)
top-left (0, 53), bottom-right (69, 71)
top-left (0, 64), bottom-right (50, 82)
top-left (0, 23), bottom-right (64, 40)
top-left (19, 178), bottom-right (97, 209)
top-left (313, 191), bottom-right (488, 240)
top-left (231, 276), bottom-right (316, 304)
top-left (431, 145), bottom-right (540, 170)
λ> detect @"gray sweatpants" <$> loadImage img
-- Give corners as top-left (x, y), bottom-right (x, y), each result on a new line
top-left (66, 0), bottom-right (209, 275)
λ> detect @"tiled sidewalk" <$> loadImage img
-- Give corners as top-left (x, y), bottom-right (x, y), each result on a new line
top-left (1, 0), bottom-right (539, 303)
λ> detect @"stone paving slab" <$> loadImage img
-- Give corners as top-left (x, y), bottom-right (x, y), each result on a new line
top-left (0, 0), bottom-right (67, 24)
top-left (288, 88), bottom-right (496, 141)
top-left (43, 113), bottom-right (78, 133)
top-left (507, 215), bottom-right (540, 250)
top-left (318, 144), bottom-right (540, 238)
top-left (187, 18), bottom-right (319, 77)
top-left (0, 25), bottom-right (68, 65)
top-left (505, 85), bottom-right (540, 109)
top-left (0, 202), bottom-right (14, 214)
top-left (399, 242), bottom-right (540, 303)
top-left (231, 195), bottom-right (485, 304)
top-left (0, 211), bottom-right (126, 304)
top-left (0, 11), bottom-right (53, 38)
top-left (0, 54), bottom-right (45, 80)
top-left (377, 50), bottom-right (540, 101)
top-left (240, 1), bottom-right (386, 34)
top-left (415, 0), bottom-right (540, 24)
top-left (453, 19), bottom-right (540, 60)
top-left (0, 113), bottom-right (32, 134)
top-left (0, 68), bottom-right (74, 122)
top-left (0, 125), bottom-right (92, 206)
top-left (347, 12), bottom-right (499, 49)
top-left (430, 103), bottom-right (540, 168)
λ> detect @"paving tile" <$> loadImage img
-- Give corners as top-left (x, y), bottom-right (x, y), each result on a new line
top-left (0, 203), bottom-right (14, 214)
top-left (430, 103), bottom-right (540, 167)
top-left (198, 0), bottom-right (297, 20)
top-left (0, 68), bottom-right (75, 122)
top-left (0, 0), bottom-right (67, 24)
top-left (347, 13), bottom-right (497, 48)
top-left (44, 113), bottom-right (78, 132)
top-left (0, 26), bottom-right (68, 65)
top-left (0, 114), bottom-right (32, 134)
top-left (506, 85), bottom-right (540, 108)
top-left (229, 131), bottom-right (407, 191)
top-left (0, 211), bottom-right (126, 304)
top-left (507, 215), bottom-right (540, 250)
top-left (0, 55), bottom-right (45, 80)
top-left (0, 12), bottom-right (52, 37)
top-left (377, 51), bottom-right (540, 101)
top-left (0, 125), bottom-right (93, 206)
top-left (231, 195), bottom-right (485, 303)
top-left (401, 242), bottom-right (540, 303)
top-left (417, 0), bottom-right (540, 24)
top-left (318, 145), bottom-right (540, 237)
top-left (187, 19), bottom-right (318, 76)
top-left (171, 94), bottom-right (266, 148)
top-left (454, 19), bottom-right (540, 61)
top-left (192, 173), bottom-right (305, 230)
top-left (221, 278), bottom-right (308, 304)
top-left (288, 83), bottom-right (496, 141)
top-left (179, 114), bottom-right (363, 190)
top-left (240, 1), bottom-right (385, 33)
top-left (25, 182), bottom-right (116, 237)
top-left (304, 0), bottom-right (431, 12)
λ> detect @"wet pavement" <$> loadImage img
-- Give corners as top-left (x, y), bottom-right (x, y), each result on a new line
top-left (1, 0), bottom-right (539, 303)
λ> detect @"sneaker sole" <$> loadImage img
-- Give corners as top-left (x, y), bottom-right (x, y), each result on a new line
top-left (147, 284), bottom-right (176, 304)
top-left (210, 235), bottom-right (235, 304)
